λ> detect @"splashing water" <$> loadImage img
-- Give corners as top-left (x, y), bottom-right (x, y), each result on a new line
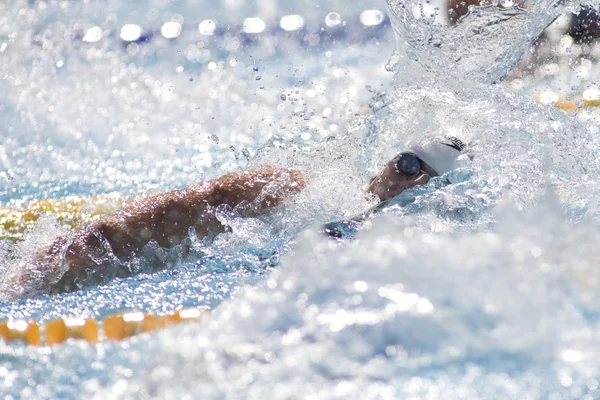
top-left (3, 0), bottom-right (600, 398)
top-left (388, 0), bottom-right (594, 83)
top-left (350, 0), bottom-right (600, 229)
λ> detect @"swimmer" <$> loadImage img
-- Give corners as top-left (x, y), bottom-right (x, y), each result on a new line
top-left (324, 136), bottom-right (466, 238)
top-left (447, 0), bottom-right (527, 23)
top-left (367, 136), bottom-right (465, 201)
top-left (13, 137), bottom-right (465, 298)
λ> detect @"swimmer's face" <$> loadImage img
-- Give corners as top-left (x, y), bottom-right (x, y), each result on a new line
top-left (367, 154), bottom-right (437, 202)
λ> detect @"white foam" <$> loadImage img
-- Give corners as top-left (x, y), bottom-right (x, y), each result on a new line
top-left (2, 0), bottom-right (600, 399)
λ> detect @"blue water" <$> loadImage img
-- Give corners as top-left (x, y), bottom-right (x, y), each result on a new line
top-left (3, 0), bottom-right (600, 398)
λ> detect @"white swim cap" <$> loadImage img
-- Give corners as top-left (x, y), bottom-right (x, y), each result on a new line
top-left (405, 136), bottom-right (466, 176)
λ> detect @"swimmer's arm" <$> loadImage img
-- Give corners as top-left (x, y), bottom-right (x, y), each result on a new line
top-left (46, 166), bottom-right (306, 281)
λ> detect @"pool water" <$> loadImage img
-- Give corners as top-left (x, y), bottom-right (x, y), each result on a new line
top-left (3, 0), bottom-right (600, 398)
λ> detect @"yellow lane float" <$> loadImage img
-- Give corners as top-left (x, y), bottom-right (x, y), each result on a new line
top-left (0, 194), bottom-right (128, 241)
top-left (532, 91), bottom-right (600, 113)
top-left (553, 97), bottom-right (600, 112)
top-left (0, 308), bottom-right (209, 346)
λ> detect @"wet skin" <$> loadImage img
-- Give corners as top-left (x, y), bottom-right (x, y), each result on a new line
top-left (23, 156), bottom-right (436, 297)
top-left (34, 166), bottom-right (307, 294)
top-left (367, 156), bottom-right (438, 202)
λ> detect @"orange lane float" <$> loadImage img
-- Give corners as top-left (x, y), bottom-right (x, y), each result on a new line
top-left (46, 317), bottom-right (99, 345)
top-left (160, 307), bottom-right (210, 329)
top-left (0, 320), bottom-right (41, 346)
top-left (0, 308), bottom-right (209, 346)
top-left (104, 311), bottom-right (159, 340)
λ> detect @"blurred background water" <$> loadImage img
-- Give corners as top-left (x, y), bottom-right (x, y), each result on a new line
top-left (3, 0), bottom-right (600, 398)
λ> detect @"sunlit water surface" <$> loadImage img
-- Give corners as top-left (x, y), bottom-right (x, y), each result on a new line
top-left (3, 0), bottom-right (600, 398)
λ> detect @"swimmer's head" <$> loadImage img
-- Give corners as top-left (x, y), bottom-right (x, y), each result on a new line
top-left (406, 136), bottom-right (466, 176)
top-left (367, 136), bottom-right (465, 202)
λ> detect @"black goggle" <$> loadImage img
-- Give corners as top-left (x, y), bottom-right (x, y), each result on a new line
top-left (394, 153), bottom-right (423, 176)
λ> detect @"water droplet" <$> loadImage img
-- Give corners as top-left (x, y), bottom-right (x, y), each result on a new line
top-left (280, 94), bottom-right (287, 101)
top-left (189, 77), bottom-right (194, 82)
top-left (210, 134), bottom-right (219, 144)
top-left (253, 66), bottom-right (259, 72)
top-left (256, 76), bottom-right (262, 81)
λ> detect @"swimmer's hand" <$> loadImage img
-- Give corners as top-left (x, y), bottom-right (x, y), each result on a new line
top-left (32, 166), bottom-right (305, 295)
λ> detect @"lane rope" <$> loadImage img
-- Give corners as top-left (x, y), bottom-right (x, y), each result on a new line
top-left (548, 96), bottom-right (600, 111)
top-left (0, 194), bottom-right (128, 241)
top-left (0, 308), bottom-right (209, 346)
